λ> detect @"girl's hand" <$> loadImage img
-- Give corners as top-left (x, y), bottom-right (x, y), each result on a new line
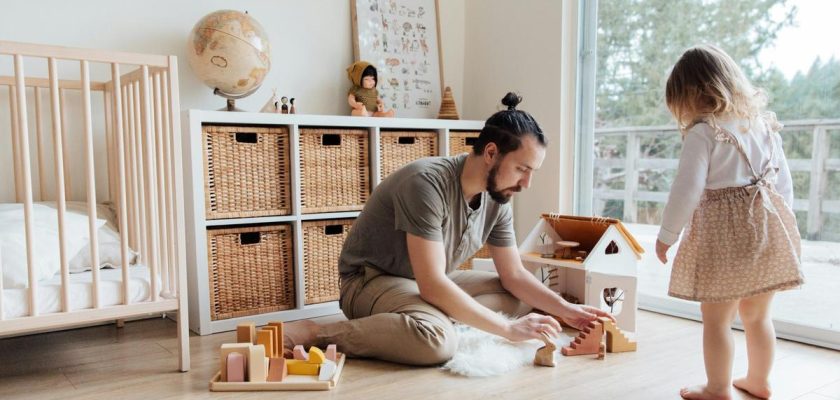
top-left (656, 239), bottom-right (671, 264)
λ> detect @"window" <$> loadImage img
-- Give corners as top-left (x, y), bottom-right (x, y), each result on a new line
top-left (578, 0), bottom-right (840, 348)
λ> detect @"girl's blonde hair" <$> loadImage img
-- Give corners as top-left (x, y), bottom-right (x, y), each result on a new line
top-left (665, 44), bottom-right (770, 134)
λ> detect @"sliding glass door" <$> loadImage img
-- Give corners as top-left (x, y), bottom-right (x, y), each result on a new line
top-left (577, 0), bottom-right (840, 349)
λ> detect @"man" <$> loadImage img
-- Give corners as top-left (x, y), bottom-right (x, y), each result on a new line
top-left (285, 93), bottom-right (612, 365)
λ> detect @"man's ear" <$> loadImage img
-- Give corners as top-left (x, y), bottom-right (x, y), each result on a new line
top-left (483, 142), bottom-right (498, 164)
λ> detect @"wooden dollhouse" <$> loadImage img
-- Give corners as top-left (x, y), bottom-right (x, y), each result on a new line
top-left (518, 214), bottom-right (644, 332)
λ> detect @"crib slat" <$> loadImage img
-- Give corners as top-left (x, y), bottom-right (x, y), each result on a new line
top-left (122, 84), bottom-right (135, 253)
top-left (14, 55), bottom-right (39, 316)
top-left (152, 72), bottom-right (170, 296)
top-left (59, 88), bottom-right (71, 200)
top-left (35, 87), bottom-right (46, 201)
top-left (9, 87), bottom-right (23, 203)
top-left (48, 57), bottom-right (71, 312)
top-left (111, 63), bottom-right (131, 305)
top-left (140, 66), bottom-right (159, 302)
top-left (161, 70), bottom-right (177, 296)
top-left (81, 60), bottom-right (101, 309)
top-left (104, 90), bottom-right (115, 207)
top-left (132, 81), bottom-right (148, 266)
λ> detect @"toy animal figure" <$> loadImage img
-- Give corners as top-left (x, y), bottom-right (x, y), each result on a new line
top-left (346, 61), bottom-right (394, 117)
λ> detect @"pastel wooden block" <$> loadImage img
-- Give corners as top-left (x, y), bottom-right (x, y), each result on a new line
top-left (307, 346), bottom-right (326, 364)
top-left (226, 352), bottom-right (246, 382)
top-left (237, 323), bottom-right (256, 344)
top-left (264, 324), bottom-right (283, 358)
top-left (248, 344), bottom-right (267, 382)
top-left (267, 357), bottom-right (288, 382)
top-left (268, 321), bottom-right (284, 355)
top-left (220, 343), bottom-right (251, 382)
top-left (318, 360), bottom-right (337, 381)
top-left (293, 345), bottom-right (308, 361)
top-left (286, 359), bottom-right (320, 375)
top-left (325, 344), bottom-right (337, 362)
top-left (256, 329), bottom-right (276, 358)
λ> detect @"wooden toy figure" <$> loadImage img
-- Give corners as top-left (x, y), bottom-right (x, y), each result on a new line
top-left (280, 96), bottom-right (289, 114)
top-left (346, 60), bottom-right (395, 117)
top-left (289, 98), bottom-right (296, 114)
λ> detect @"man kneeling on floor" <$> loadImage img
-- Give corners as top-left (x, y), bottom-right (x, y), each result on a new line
top-left (284, 92), bottom-right (613, 365)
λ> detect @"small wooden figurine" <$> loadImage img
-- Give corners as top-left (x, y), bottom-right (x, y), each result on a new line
top-left (280, 96), bottom-right (289, 114)
top-left (289, 98), bottom-right (296, 114)
top-left (533, 332), bottom-right (557, 367)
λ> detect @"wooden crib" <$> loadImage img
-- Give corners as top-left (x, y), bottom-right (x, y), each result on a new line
top-left (0, 41), bottom-right (189, 371)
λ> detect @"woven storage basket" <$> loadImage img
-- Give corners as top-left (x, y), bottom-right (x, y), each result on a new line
top-left (458, 243), bottom-right (492, 270)
top-left (302, 219), bottom-right (355, 304)
top-left (203, 125), bottom-right (292, 219)
top-left (449, 130), bottom-right (481, 156)
top-left (379, 130), bottom-right (438, 180)
top-left (299, 128), bottom-right (370, 214)
top-left (207, 224), bottom-right (295, 320)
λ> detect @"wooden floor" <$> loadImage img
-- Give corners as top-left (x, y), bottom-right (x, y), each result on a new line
top-left (1, 311), bottom-right (839, 400)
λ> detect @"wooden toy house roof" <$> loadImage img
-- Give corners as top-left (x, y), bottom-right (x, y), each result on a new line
top-left (541, 214), bottom-right (645, 259)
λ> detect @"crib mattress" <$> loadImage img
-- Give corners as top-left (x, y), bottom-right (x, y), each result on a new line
top-left (2, 265), bottom-right (156, 319)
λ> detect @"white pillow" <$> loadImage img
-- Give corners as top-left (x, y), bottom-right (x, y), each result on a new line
top-left (0, 203), bottom-right (105, 288)
top-left (69, 224), bottom-right (138, 273)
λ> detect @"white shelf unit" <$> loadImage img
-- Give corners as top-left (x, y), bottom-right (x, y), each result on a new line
top-left (182, 110), bottom-right (484, 335)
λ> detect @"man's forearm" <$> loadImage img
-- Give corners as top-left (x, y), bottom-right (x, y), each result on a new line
top-left (420, 278), bottom-right (511, 338)
top-left (501, 268), bottom-right (568, 317)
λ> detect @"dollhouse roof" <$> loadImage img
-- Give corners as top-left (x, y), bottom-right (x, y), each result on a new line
top-left (541, 214), bottom-right (645, 259)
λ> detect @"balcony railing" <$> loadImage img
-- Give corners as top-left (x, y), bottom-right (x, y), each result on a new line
top-left (594, 119), bottom-right (840, 240)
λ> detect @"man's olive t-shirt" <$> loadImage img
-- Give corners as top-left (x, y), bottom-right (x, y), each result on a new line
top-left (338, 153), bottom-right (516, 279)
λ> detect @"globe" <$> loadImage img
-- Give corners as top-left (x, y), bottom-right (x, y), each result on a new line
top-left (187, 10), bottom-right (270, 108)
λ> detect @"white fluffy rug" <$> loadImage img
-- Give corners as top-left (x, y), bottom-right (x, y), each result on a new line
top-left (441, 322), bottom-right (573, 377)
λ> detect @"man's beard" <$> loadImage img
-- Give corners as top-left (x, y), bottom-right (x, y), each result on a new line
top-left (486, 161), bottom-right (521, 204)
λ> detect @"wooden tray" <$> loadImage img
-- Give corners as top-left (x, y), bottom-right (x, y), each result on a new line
top-left (209, 353), bottom-right (346, 391)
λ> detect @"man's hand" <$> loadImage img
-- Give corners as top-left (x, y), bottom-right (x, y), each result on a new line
top-left (556, 303), bottom-right (615, 331)
top-left (504, 312), bottom-right (563, 342)
top-left (656, 239), bottom-right (671, 264)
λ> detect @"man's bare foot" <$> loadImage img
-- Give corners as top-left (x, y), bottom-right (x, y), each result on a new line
top-left (282, 320), bottom-right (320, 357)
top-left (679, 384), bottom-right (732, 400)
top-left (733, 377), bottom-right (772, 399)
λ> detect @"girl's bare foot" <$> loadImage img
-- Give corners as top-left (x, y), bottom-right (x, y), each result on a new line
top-left (679, 385), bottom-right (732, 400)
top-left (282, 320), bottom-right (320, 357)
top-left (733, 377), bottom-right (772, 399)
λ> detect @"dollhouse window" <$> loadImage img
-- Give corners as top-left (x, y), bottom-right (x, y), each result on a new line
top-left (605, 240), bottom-right (619, 255)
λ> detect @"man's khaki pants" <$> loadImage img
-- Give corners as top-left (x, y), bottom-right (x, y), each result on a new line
top-left (316, 266), bottom-right (532, 366)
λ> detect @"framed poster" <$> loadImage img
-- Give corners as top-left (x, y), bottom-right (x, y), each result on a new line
top-left (351, 0), bottom-right (444, 119)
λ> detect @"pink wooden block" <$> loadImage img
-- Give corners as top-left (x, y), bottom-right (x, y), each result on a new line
top-left (325, 344), bottom-right (337, 362)
top-left (293, 345), bottom-right (308, 361)
top-left (226, 352), bottom-right (246, 382)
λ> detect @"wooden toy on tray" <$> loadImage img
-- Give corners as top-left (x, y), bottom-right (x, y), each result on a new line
top-left (210, 321), bottom-right (346, 391)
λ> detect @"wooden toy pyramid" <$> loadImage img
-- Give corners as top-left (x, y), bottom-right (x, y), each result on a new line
top-left (437, 86), bottom-right (460, 120)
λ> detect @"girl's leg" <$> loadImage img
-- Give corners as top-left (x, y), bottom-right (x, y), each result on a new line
top-left (680, 300), bottom-right (739, 400)
top-left (733, 291), bottom-right (775, 399)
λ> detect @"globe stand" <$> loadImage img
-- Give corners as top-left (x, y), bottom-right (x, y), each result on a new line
top-left (213, 86), bottom-right (260, 112)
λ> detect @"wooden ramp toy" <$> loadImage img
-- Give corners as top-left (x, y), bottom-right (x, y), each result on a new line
top-left (561, 320), bottom-right (604, 356)
top-left (599, 317), bottom-right (637, 353)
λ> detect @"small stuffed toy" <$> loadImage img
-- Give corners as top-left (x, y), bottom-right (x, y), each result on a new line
top-left (346, 61), bottom-right (394, 117)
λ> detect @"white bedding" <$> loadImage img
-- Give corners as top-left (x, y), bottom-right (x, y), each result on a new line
top-left (2, 265), bottom-right (156, 319)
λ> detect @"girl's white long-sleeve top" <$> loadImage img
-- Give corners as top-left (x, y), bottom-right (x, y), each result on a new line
top-left (657, 117), bottom-right (794, 246)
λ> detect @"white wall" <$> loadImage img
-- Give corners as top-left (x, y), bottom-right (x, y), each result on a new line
top-left (461, 0), bottom-right (570, 237)
top-left (0, 0), bottom-right (467, 202)
top-left (0, 0), bottom-right (570, 240)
